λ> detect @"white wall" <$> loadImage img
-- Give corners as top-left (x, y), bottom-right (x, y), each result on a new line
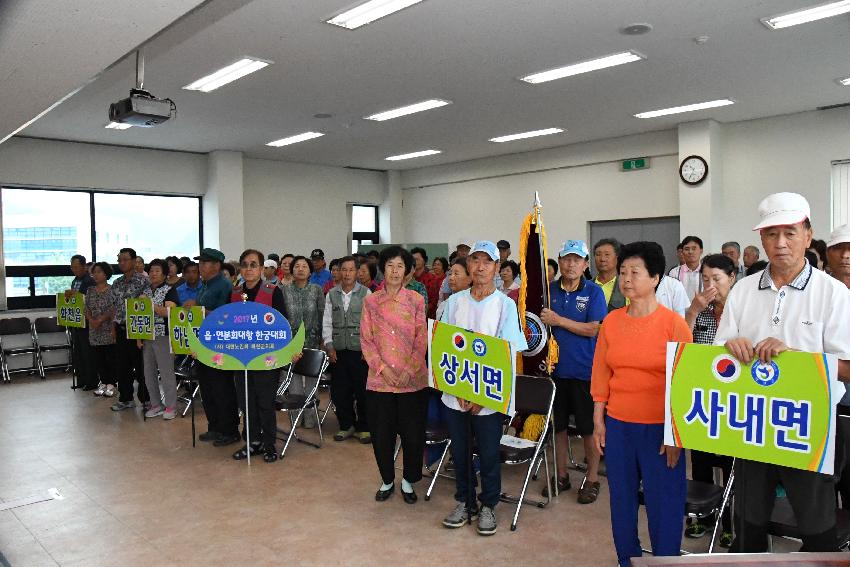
top-left (0, 137), bottom-right (206, 195)
top-left (242, 158), bottom-right (387, 261)
top-left (400, 130), bottom-right (680, 251)
top-left (718, 107), bottom-right (850, 253)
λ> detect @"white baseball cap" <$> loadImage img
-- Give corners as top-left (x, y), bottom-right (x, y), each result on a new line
top-left (263, 259), bottom-right (278, 268)
top-left (828, 224), bottom-right (850, 248)
top-left (456, 238), bottom-right (473, 249)
top-left (752, 192), bottom-right (810, 231)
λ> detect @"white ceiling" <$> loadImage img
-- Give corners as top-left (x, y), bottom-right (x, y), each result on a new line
top-left (15, 0), bottom-right (850, 170)
top-left (0, 0), bottom-right (207, 144)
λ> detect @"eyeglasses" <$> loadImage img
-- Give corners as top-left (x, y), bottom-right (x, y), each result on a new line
top-left (240, 262), bottom-right (260, 269)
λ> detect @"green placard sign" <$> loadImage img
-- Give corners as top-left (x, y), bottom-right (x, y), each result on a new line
top-left (665, 343), bottom-right (841, 475)
top-left (125, 297), bottom-right (154, 341)
top-left (56, 292), bottom-right (85, 328)
top-left (168, 306), bottom-right (205, 354)
top-left (427, 320), bottom-right (516, 415)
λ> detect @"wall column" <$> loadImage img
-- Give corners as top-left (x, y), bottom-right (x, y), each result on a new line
top-left (379, 170), bottom-right (404, 243)
top-left (678, 120), bottom-right (723, 251)
top-left (203, 150), bottom-right (244, 259)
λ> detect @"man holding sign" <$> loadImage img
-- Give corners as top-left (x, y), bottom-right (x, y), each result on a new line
top-left (438, 241), bottom-right (527, 536)
top-left (67, 255), bottom-right (97, 390)
top-left (715, 192), bottom-right (850, 552)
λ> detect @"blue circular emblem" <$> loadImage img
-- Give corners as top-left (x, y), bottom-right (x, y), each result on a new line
top-left (472, 338), bottom-right (487, 357)
top-left (751, 360), bottom-right (780, 387)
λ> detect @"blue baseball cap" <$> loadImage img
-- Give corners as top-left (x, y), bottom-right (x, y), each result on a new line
top-left (558, 240), bottom-right (589, 259)
top-left (469, 240), bottom-right (499, 261)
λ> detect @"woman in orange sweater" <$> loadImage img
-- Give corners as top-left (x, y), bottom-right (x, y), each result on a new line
top-left (590, 241), bottom-right (693, 567)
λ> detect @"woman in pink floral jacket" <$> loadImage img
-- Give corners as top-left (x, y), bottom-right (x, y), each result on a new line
top-left (361, 245), bottom-right (429, 504)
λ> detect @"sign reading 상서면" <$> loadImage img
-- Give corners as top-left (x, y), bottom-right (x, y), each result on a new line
top-left (428, 319), bottom-right (517, 416)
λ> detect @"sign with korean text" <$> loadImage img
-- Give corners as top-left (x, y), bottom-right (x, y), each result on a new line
top-left (56, 292), bottom-right (85, 328)
top-left (125, 297), bottom-right (154, 340)
top-left (168, 306), bottom-right (205, 355)
top-left (665, 343), bottom-right (841, 475)
top-left (428, 320), bottom-right (516, 415)
top-left (187, 301), bottom-right (305, 370)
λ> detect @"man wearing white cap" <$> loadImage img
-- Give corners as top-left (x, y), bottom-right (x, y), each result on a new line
top-left (262, 259), bottom-right (279, 285)
top-left (438, 240), bottom-right (528, 536)
top-left (827, 224), bottom-right (850, 509)
top-left (715, 192), bottom-right (850, 552)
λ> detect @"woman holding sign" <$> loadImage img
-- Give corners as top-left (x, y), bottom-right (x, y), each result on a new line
top-left (231, 249), bottom-right (287, 463)
top-left (140, 259), bottom-right (180, 420)
top-left (681, 253), bottom-right (736, 545)
top-left (360, 246), bottom-right (428, 504)
top-left (590, 241), bottom-right (692, 567)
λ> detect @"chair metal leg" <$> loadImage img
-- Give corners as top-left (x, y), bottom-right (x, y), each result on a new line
top-left (321, 400), bottom-right (335, 425)
top-left (393, 437), bottom-right (401, 462)
top-left (708, 466), bottom-right (735, 554)
top-left (425, 441), bottom-right (450, 501)
top-left (314, 404), bottom-right (323, 446)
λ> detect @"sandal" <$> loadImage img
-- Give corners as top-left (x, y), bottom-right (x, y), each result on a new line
top-left (263, 445), bottom-right (278, 463)
top-left (577, 478), bottom-right (601, 504)
top-left (232, 443), bottom-right (262, 460)
top-left (541, 476), bottom-right (571, 497)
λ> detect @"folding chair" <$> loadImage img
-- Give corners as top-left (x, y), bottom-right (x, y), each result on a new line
top-left (33, 317), bottom-right (72, 377)
top-left (174, 356), bottom-right (200, 417)
top-left (275, 348), bottom-right (329, 459)
top-left (0, 317), bottom-right (41, 382)
top-left (768, 497), bottom-right (850, 551)
top-left (498, 374), bottom-right (556, 531)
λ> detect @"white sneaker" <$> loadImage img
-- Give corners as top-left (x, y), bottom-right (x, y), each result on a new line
top-left (145, 405), bottom-right (164, 418)
top-left (93, 383), bottom-right (107, 396)
top-left (163, 407), bottom-right (177, 420)
top-left (103, 385), bottom-right (116, 397)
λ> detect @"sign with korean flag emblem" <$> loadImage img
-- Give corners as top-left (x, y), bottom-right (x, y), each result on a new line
top-left (428, 320), bottom-right (517, 416)
top-left (665, 343), bottom-right (841, 474)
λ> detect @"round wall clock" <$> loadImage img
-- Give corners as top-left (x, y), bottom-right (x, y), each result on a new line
top-left (679, 155), bottom-right (708, 185)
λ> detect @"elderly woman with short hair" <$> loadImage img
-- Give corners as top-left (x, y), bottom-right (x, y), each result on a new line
top-left (591, 241), bottom-right (692, 567)
top-left (141, 259), bottom-right (181, 420)
top-left (360, 245), bottom-right (428, 503)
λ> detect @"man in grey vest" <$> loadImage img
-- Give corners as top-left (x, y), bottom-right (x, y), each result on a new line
top-left (323, 256), bottom-right (372, 443)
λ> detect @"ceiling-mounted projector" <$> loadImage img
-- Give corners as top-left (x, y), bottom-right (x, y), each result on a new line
top-left (108, 88), bottom-right (175, 127)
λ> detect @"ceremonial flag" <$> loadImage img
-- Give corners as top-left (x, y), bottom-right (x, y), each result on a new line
top-left (517, 192), bottom-right (558, 376)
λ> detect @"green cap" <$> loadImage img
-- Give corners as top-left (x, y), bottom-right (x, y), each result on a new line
top-left (194, 248), bottom-right (225, 263)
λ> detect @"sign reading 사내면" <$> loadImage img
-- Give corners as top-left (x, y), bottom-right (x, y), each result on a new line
top-left (665, 343), bottom-right (841, 475)
top-left (428, 320), bottom-right (517, 416)
top-left (56, 292), bottom-right (85, 328)
top-left (168, 306), bottom-right (205, 354)
top-left (125, 297), bottom-right (154, 340)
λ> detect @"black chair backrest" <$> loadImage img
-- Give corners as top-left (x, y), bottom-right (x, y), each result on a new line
top-left (0, 317), bottom-right (33, 337)
top-left (513, 374), bottom-right (555, 416)
top-left (292, 348), bottom-right (327, 378)
top-left (34, 317), bottom-right (63, 334)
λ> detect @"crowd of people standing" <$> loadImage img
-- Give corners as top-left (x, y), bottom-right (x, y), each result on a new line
top-left (62, 191), bottom-right (850, 558)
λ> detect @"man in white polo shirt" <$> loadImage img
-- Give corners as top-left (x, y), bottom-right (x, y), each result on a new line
top-left (715, 192), bottom-right (850, 552)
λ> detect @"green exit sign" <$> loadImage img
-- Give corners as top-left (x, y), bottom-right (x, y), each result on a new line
top-left (621, 157), bottom-right (650, 171)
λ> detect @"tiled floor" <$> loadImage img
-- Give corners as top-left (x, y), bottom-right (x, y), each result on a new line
top-left (0, 374), bottom-right (768, 566)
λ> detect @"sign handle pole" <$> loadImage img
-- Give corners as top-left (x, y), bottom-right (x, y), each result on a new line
top-left (466, 410), bottom-right (475, 523)
top-left (244, 369), bottom-right (251, 466)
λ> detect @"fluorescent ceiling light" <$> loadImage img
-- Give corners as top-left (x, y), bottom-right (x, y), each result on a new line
top-left (489, 127), bottom-right (565, 143)
top-left (266, 132), bottom-right (325, 147)
top-left (105, 122), bottom-right (132, 130)
top-left (837, 76), bottom-right (850, 86)
top-left (520, 51), bottom-right (645, 84)
top-left (761, 1), bottom-right (850, 29)
top-left (385, 149), bottom-right (441, 161)
top-left (635, 99), bottom-right (735, 119)
top-left (183, 57), bottom-right (271, 92)
top-left (327, 0), bottom-right (424, 29)
top-left (365, 99), bottom-right (451, 121)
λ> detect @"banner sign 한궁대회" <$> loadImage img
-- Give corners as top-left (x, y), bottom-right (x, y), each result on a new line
top-left (186, 301), bottom-right (305, 370)
top-left (125, 297), bottom-right (154, 340)
top-left (428, 319), bottom-right (517, 416)
top-left (56, 292), bottom-right (85, 328)
top-left (665, 342), bottom-right (841, 475)
top-left (168, 306), bottom-right (205, 355)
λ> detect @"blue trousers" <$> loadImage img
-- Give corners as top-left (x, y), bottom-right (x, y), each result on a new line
top-left (605, 416), bottom-right (686, 567)
top-left (445, 406), bottom-right (503, 508)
